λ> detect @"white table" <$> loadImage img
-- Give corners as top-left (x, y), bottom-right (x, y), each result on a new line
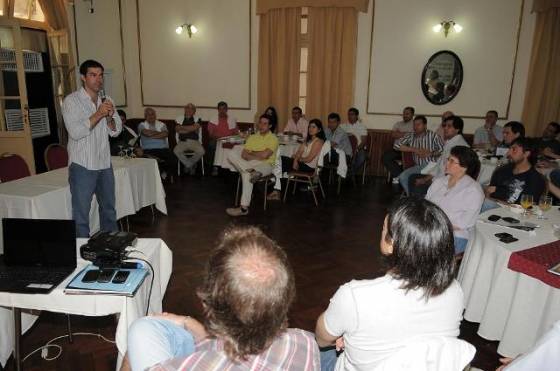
top-left (477, 159), bottom-right (498, 185)
top-left (0, 238), bottom-right (173, 370)
top-left (458, 206), bottom-right (560, 357)
top-left (0, 157), bottom-right (167, 253)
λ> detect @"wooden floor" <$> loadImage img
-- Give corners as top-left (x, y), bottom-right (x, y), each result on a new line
top-left (3, 173), bottom-right (502, 371)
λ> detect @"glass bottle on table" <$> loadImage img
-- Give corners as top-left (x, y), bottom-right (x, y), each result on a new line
top-left (520, 194), bottom-right (533, 217)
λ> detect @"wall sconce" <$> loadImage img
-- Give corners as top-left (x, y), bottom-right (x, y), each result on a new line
top-left (175, 23), bottom-right (198, 38)
top-left (432, 21), bottom-right (462, 37)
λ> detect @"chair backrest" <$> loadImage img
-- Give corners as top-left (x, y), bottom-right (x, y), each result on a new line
top-left (0, 153), bottom-right (31, 182)
top-left (348, 134), bottom-right (358, 155)
top-left (402, 151), bottom-right (415, 169)
top-left (44, 144), bottom-right (69, 171)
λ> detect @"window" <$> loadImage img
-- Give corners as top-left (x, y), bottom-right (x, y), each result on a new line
top-left (299, 7), bottom-right (308, 113)
top-left (13, 0), bottom-right (45, 22)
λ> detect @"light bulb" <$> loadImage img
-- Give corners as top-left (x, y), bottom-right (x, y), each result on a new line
top-left (175, 26), bottom-right (183, 35)
top-left (453, 23), bottom-right (463, 33)
top-left (190, 25), bottom-right (198, 34)
top-left (432, 24), bottom-right (442, 33)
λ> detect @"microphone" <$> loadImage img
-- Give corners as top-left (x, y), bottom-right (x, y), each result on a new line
top-left (99, 88), bottom-right (107, 103)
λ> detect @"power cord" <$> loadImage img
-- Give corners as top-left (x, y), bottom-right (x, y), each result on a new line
top-left (125, 251), bottom-right (155, 316)
top-left (23, 332), bottom-right (115, 363)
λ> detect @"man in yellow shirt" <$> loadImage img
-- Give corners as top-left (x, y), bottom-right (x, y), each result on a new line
top-left (226, 115), bottom-right (278, 216)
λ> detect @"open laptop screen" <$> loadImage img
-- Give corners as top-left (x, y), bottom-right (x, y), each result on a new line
top-left (2, 218), bottom-right (76, 268)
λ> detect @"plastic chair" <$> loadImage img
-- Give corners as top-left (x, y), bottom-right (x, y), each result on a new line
top-left (44, 143), bottom-right (69, 171)
top-left (0, 153), bottom-right (30, 182)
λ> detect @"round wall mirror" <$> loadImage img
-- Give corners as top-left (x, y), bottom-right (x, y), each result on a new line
top-left (421, 50), bottom-right (463, 105)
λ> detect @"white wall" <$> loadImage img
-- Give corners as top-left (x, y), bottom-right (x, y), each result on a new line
top-left (354, 0), bottom-right (536, 133)
top-left (71, 0), bottom-right (535, 132)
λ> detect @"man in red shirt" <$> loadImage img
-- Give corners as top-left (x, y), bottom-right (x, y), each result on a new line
top-left (208, 101), bottom-right (238, 175)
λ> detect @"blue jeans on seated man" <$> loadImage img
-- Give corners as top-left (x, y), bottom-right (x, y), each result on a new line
top-left (480, 198), bottom-right (500, 214)
top-left (68, 163), bottom-right (118, 238)
top-left (127, 317), bottom-right (196, 371)
top-left (398, 164), bottom-right (426, 195)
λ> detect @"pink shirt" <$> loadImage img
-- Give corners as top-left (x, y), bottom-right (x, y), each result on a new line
top-left (208, 116), bottom-right (238, 139)
top-left (284, 118), bottom-right (309, 139)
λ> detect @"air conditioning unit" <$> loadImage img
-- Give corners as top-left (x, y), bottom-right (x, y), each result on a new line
top-left (0, 48), bottom-right (44, 72)
top-left (5, 107), bottom-right (50, 138)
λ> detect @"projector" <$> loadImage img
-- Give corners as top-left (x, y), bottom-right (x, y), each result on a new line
top-left (80, 231), bottom-right (137, 267)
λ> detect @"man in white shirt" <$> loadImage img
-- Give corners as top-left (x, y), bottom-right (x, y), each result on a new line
top-left (408, 115), bottom-right (469, 196)
top-left (473, 110), bottom-right (502, 149)
top-left (62, 59), bottom-right (122, 238)
top-left (382, 106), bottom-right (415, 183)
top-left (341, 107), bottom-right (368, 173)
top-left (139, 107), bottom-right (176, 180)
top-left (283, 106), bottom-right (309, 139)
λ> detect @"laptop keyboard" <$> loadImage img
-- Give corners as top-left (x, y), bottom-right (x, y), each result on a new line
top-left (0, 269), bottom-right (71, 284)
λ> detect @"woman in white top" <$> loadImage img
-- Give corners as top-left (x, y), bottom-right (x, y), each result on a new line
top-left (267, 119), bottom-right (325, 200)
top-left (426, 146), bottom-right (484, 254)
top-left (315, 197), bottom-right (465, 371)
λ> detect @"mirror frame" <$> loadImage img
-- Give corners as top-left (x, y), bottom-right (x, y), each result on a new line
top-left (421, 50), bottom-right (463, 105)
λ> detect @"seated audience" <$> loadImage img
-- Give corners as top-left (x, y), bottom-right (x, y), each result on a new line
top-left (494, 121), bottom-right (525, 157)
top-left (496, 320), bottom-right (560, 371)
top-left (263, 106), bottom-right (278, 133)
top-left (325, 112), bottom-right (352, 164)
top-left (315, 197), bottom-right (465, 371)
top-left (341, 107), bottom-right (368, 172)
top-left (208, 101), bottom-right (239, 176)
top-left (283, 106), bottom-right (309, 139)
top-left (538, 122), bottom-right (560, 158)
top-left (110, 109), bottom-right (143, 157)
top-left (225, 115), bottom-right (278, 217)
top-left (123, 226), bottom-right (320, 371)
top-left (139, 107), bottom-right (176, 180)
top-left (435, 110), bottom-right (454, 139)
top-left (483, 137), bottom-right (546, 210)
top-left (174, 103), bottom-right (205, 175)
top-left (268, 119), bottom-right (326, 201)
top-left (394, 115), bottom-right (444, 195)
top-left (473, 110), bottom-right (502, 150)
top-left (382, 106), bottom-right (415, 183)
top-left (426, 146), bottom-right (484, 254)
top-left (409, 115), bottom-right (468, 196)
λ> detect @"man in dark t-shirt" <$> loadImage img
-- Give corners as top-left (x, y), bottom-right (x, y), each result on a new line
top-left (538, 122), bottom-right (560, 158)
top-left (486, 137), bottom-right (545, 204)
top-left (174, 103), bottom-right (205, 174)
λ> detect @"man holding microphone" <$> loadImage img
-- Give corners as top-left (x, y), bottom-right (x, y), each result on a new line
top-left (62, 60), bottom-right (122, 237)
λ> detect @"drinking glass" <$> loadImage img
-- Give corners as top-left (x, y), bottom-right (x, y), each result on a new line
top-left (520, 194), bottom-right (533, 217)
top-left (538, 195), bottom-right (552, 219)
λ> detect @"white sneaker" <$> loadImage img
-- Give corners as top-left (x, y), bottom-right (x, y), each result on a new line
top-left (392, 177), bottom-right (399, 184)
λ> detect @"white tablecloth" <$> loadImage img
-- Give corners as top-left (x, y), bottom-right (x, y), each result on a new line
top-left (477, 160), bottom-right (498, 185)
top-left (0, 238), bottom-right (173, 368)
top-left (458, 206), bottom-right (560, 357)
top-left (0, 157), bottom-right (167, 253)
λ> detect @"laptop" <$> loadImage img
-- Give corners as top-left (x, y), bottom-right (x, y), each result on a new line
top-left (0, 218), bottom-right (77, 294)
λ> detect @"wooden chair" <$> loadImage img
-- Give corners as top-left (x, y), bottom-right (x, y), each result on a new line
top-left (283, 167), bottom-right (326, 206)
top-left (44, 143), bottom-right (68, 171)
top-left (0, 153), bottom-right (30, 182)
top-left (235, 173), bottom-right (275, 210)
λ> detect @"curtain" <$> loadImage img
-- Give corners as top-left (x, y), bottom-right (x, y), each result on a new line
top-left (306, 7), bottom-right (358, 124)
top-left (257, 0), bottom-right (369, 14)
top-left (38, 0), bottom-right (68, 30)
top-left (521, 7), bottom-right (560, 136)
top-left (257, 8), bottom-right (301, 132)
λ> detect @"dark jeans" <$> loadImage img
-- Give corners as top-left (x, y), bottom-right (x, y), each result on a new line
top-left (68, 163), bottom-right (117, 238)
top-left (352, 148), bottom-right (367, 174)
top-left (408, 173), bottom-right (431, 197)
top-left (144, 148), bottom-right (177, 176)
top-left (382, 149), bottom-right (402, 178)
top-left (281, 156), bottom-right (314, 173)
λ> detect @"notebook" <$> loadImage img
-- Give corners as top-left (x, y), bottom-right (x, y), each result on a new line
top-left (0, 218), bottom-right (77, 294)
